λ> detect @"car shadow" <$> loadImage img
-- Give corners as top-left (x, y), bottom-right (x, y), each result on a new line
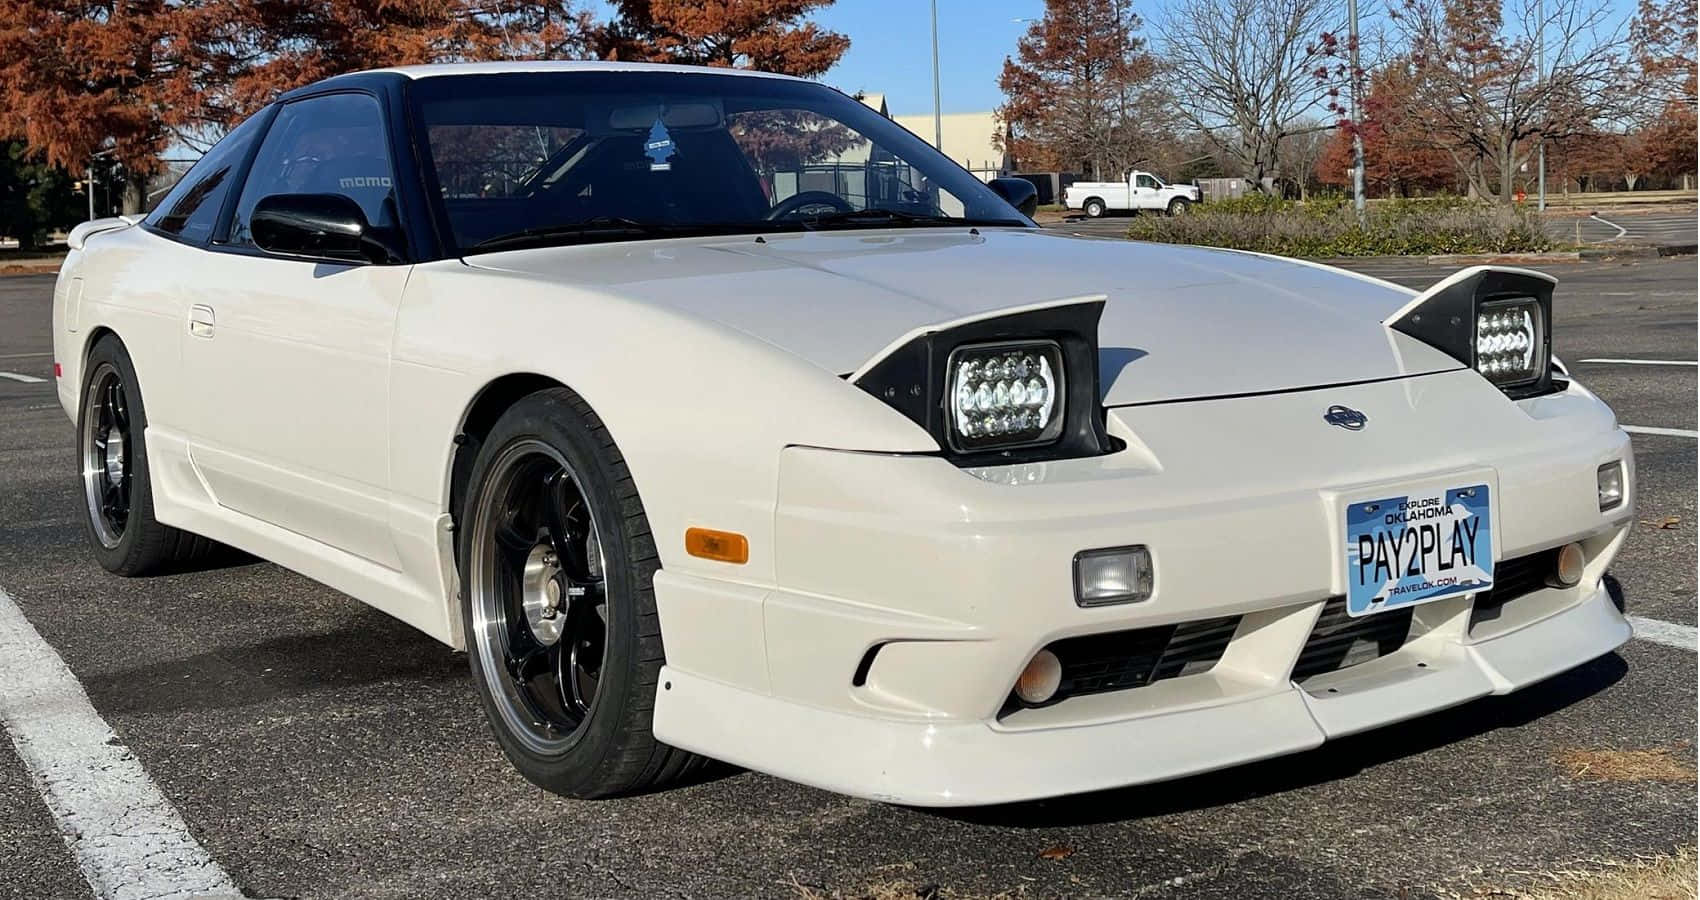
top-left (931, 651), bottom-right (1630, 829)
top-left (1098, 347), bottom-right (1150, 395)
top-left (79, 608), bottom-right (465, 715)
top-left (139, 542), bottom-right (263, 576)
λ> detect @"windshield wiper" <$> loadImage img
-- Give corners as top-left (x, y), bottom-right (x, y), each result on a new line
top-left (799, 208), bottom-right (1019, 230)
top-left (467, 217), bottom-right (680, 253)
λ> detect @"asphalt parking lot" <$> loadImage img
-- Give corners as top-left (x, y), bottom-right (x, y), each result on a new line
top-left (1, 255), bottom-right (1696, 900)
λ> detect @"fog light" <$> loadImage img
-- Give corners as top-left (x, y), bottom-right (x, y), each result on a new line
top-left (1074, 545), bottom-right (1154, 607)
top-left (1551, 542), bottom-right (1586, 587)
top-left (1597, 461), bottom-right (1624, 511)
top-left (1015, 649), bottom-right (1062, 705)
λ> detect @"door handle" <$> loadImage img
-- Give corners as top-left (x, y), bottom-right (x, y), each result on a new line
top-left (188, 305), bottom-right (216, 338)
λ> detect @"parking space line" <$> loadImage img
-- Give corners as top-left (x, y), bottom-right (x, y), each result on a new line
top-left (1627, 615), bottom-right (1699, 652)
top-left (1578, 358), bottom-right (1698, 366)
top-left (0, 352), bottom-right (52, 360)
top-left (0, 371), bottom-right (45, 383)
top-left (0, 588), bottom-right (243, 900)
top-left (1622, 425), bottom-right (1699, 438)
top-left (1588, 213), bottom-right (1629, 242)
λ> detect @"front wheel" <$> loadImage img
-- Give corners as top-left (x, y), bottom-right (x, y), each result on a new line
top-left (1083, 198), bottom-right (1106, 218)
top-left (459, 388), bottom-right (701, 798)
top-left (1167, 197), bottom-right (1192, 216)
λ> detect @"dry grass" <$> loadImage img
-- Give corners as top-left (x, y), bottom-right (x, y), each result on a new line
top-left (1557, 746), bottom-right (1697, 783)
top-left (1470, 846), bottom-right (1699, 900)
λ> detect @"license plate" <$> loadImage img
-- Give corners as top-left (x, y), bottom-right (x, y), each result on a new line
top-left (1344, 484), bottom-right (1493, 617)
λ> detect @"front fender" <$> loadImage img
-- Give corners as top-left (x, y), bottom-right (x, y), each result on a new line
top-left (391, 260), bottom-right (939, 589)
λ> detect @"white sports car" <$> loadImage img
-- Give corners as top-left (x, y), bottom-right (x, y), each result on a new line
top-left (53, 62), bottom-right (1635, 806)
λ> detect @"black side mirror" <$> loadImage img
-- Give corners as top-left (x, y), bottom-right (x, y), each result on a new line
top-left (250, 193), bottom-right (402, 264)
top-left (988, 177), bottom-right (1039, 217)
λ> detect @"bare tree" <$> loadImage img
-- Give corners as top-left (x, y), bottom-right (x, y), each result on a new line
top-left (1156, 0), bottom-right (1347, 190)
top-left (1278, 120), bottom-right (1332, 197)
top-left (1389, 0), bottom-right (1633, 204)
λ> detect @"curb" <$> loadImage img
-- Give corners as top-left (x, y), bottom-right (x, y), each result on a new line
top-left (1425, 252), bottom-right (1582, 264)
top-left (1575, 243), bottom-right (1697, 260)
top-left (0, 263), bottom-right (64, 276)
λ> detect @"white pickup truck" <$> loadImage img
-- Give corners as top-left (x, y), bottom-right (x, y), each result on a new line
top-left (1063, 170), bottom-right (1203, 218)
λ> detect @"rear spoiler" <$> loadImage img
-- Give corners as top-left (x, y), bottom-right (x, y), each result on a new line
top-left (66, 215), bottom-right (143, 251)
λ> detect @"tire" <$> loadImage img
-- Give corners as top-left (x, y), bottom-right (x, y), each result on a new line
top-left (458, 387), bottom-right (701, 798)
top-left (77, 336), bottom-right (219, 575)
top-left (1167, 197), bottom-right (1192, 216)
top-left (1083, 198), bottom-right (1106, 218)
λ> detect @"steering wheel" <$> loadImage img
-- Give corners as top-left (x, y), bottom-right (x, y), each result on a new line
top-left (765, 190), bottom-right (854, 221)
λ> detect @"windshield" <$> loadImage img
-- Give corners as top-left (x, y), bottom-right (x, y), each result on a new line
top-left (410, 71), bottom-right (1032, 253)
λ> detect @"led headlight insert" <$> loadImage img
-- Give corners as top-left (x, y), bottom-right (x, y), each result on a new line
top-left (947, 341), bottom-right (1065, 451)
top-left (1475, 298), bottom-right (1544, 386)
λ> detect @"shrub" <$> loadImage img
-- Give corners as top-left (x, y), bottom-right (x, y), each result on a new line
top-left (1127, 196), bottom-right (1560, 257)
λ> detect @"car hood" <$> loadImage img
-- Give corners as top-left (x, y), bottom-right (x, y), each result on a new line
top-left (465, 228), bottom-right (1463, 406)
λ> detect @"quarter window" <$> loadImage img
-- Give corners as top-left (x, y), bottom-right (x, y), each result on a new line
top-left (227, 93), bottom-right (397, 249)
top-left (143, 111), bottom-right (268, 243)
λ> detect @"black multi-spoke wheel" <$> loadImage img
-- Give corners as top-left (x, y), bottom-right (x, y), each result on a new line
top-left (460, 387), bottom-right (702, 798)
top-left (472, 442), bottom-right (610, 751)
top-left (81, 362), bottom-right (132, 548)
top-left (77, 336), bottom-right (218, 575)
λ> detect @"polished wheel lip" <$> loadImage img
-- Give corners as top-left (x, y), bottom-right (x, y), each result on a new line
top-left (80, 362), bottom-right (132, 550)
top-left (468, 438), bottom-right (610, 756)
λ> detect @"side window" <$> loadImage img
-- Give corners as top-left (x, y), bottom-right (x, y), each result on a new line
top-left (143, 111), bottom-right (267, 244)
top-left (1135, 174), bottom-right (1158, 189)
top-left (227, 93), bottom-right (396, 249)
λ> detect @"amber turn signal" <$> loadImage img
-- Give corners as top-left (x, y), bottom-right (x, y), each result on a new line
top-left (685, 527), bottom-right (749, 564)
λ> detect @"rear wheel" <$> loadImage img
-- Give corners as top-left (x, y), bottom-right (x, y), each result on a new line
top-left (459, 388), bottom-right (701, 798)
top-left (1083, 198), bottom-right (1107, 218)
top-left (77, 336), bottom-right (218, 575)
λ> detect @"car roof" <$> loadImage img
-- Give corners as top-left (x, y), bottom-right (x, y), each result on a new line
top-left (364, 60), bottom-right (810, 83)
top-left (276, 61), bottom-right (817, 104)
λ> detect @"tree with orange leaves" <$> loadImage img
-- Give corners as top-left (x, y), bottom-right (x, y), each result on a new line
top-left (1316, 61), bottom-right (1457, 196)
top-left (996, 0), bottom-right (1166, 179)
top-left (595, 0), bottom-right (849, 76)
top-left (0, 0), bottom-right (534, 213)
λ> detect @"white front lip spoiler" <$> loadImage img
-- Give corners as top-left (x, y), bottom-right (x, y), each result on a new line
top-left (656, 582), bottom-right (1629, 806)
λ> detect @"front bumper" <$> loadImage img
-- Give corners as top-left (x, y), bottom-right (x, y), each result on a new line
top-left (652, 369), bottom-right (1636, 805)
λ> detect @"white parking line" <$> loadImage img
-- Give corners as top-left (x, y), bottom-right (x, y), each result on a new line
top-left (0, 371), bottom-right (45, 383)
top-left (1627, 615), bottom-right (1699, 652)
top-left (1579, 358), bottom-right (1698, 367)
top-left (1622, 425), bottom-right (1700, 438)
top-left (0, 352), bottom-right (52, 360)
top-left (0, 588), bottom-right (243, 900)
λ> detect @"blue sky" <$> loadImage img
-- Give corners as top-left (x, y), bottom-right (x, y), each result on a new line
top-left (585, 0), bottom-right (1044, 115)
top-left (813, 1), bottom-right (1047, 115)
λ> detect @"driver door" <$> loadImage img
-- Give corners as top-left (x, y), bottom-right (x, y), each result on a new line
top-left (176, 91), bottom-right (410, 569)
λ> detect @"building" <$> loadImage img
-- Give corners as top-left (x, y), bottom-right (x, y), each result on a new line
top-left (854, 92), bottom-right (1009, 182)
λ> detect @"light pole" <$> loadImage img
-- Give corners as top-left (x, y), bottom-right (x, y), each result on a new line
top-left (1348, 0), bottom-right (1366, 219)
top-left (931, 0), bottom-right (943, 150)
top-left (1536, 0), bottom-right (1546, 210)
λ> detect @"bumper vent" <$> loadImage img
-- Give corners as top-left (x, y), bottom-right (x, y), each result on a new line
top-left (1470, 549), bottom-right (1561, 631)
top-left (1292, 598), bottom-right (1413, 682)
top-left (1048, 615), bottom-right (1240, 699)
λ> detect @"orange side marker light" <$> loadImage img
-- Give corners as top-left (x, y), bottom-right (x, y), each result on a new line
top-left (685, 528), bottom-right (749, 564)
